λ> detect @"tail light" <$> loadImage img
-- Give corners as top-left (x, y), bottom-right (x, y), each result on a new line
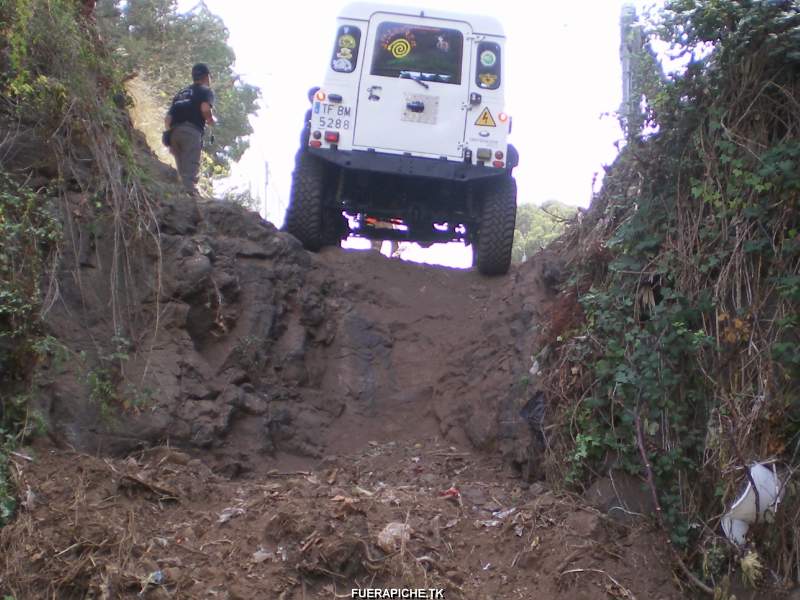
top-left (495, 151), bottom-right (504, 159)
top-left (309, 140), bottom-right (322, 148)
top-left (493, 160), bottom-right (505, 168)
top-left (315, 90), bottom-right (326, 102)
top-left (324, 131), bottom-right (340, 143)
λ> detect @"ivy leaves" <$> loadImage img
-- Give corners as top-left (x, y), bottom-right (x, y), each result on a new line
top-left (547, 0), bottom-right (800, 569)
top-left (0, 173), bottom-right (59, 342)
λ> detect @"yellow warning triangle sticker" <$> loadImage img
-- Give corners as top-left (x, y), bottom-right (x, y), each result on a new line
top-left (475, 107), bottom-right (496, 127)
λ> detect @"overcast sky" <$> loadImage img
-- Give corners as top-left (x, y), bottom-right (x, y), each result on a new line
top-left (176, 0), bottom-right (644, 266)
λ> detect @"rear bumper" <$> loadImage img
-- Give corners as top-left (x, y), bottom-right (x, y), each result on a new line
top-left (307, 147), bottom-right (513, 182)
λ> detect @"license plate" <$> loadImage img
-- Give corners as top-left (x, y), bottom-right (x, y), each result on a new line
top-left (315, 102), bottom-right (352, 130)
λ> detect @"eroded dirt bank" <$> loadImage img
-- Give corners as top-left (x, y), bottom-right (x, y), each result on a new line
top-left (38, 197), bottom-right (545, 476)
top-left (0, 199), bottom-right (683, 598)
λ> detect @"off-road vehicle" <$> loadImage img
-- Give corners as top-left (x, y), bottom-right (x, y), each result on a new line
top-left (285, 2), bottom-right (518, 275)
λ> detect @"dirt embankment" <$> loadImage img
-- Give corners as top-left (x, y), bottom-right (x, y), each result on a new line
top-left (0, 199), bottom-right (684, 598)
top-left (39, 197), bottom-right (544, 475)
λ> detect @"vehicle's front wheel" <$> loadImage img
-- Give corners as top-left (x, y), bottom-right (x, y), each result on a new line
top-left (475, 176), bottom-right (517, 275)
top-left (285, 153), bottom-right (327, 251)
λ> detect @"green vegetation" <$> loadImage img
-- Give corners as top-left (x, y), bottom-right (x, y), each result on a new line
top-left (96, 0), bottom-right (260, 177)
top-left (512, 200), bottom-right (576, 263)
top-left (0, 0), bottom-right (196, 524)
top-left (0, 174), bottom-right (60, 371)
top-left (1, 0), bottom-right (132, 373)
top-left (0, 0), bottom-right (260, 529)
top-left (82, 334), bottom-right (148, 420)
top-left (0, 448), bottom-right (15, 527)
top-left (0, 0), bottom-right (80, 524)
top-left (541, 0), bottom-right (800, 589)
top-left (0, 0), bottom-right (259, 528)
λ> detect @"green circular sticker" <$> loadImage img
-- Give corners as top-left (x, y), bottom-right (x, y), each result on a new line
top-left (339, 34), bottom-right (357, 49)
top-left (480, 50), bottom-right (497, 67)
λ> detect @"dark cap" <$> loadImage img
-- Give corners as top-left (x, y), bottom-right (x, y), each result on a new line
top-left (191, 63), bottom-right (211, 80)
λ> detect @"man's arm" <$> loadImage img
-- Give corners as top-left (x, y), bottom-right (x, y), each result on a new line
top-left (200, 102), bottom-right (215, 127)
top-left (162, 110), bottom-right (173, 150)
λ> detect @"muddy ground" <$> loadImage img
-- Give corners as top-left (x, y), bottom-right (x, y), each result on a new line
top-left (1, 200), bottom-right (686, 598)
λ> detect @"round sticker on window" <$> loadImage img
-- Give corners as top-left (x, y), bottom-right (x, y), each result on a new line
top-left (480, 50), bottom-right (497, 68)
top-left (338, 34), bottom-right (357, 49)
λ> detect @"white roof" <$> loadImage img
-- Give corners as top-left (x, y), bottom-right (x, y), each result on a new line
top-left (339, 2), bottom-right (505, 37)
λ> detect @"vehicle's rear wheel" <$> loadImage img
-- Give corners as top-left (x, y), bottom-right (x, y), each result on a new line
top-left (475, 176), bottom-right (517, 275)
top-left (285, 153), bottom-right (327, 251)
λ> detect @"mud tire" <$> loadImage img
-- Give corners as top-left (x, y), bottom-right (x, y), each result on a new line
top-left (475, 176), bottom-right (517, 276)
top-left (285, 153), bottom-right (326, 251)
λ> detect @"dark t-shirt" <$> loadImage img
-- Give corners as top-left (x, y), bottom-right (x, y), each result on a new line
top-left (168, 84), bottom-right (214, 131)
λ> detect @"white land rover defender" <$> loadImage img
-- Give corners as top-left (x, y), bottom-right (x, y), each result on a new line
top-left (285, 2), bottom-right (518, 275)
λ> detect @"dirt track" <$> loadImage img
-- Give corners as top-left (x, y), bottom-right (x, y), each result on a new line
top-left (305, 247), bottom-right (515, 458)
top-left (0, 207), bottom-right (685, 598)
top-left (2, 432), bottom-right (681, 599)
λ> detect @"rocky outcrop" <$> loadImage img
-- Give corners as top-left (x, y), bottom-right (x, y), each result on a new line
top-left (38, 196), bottom-right (550, 476)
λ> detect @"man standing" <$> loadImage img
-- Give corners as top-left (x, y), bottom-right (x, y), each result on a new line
top-left (163, 63), bottom-right (215, 195)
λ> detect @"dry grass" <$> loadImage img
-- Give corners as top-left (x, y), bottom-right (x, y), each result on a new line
top-left (125, 75), bottom-right (174, 168)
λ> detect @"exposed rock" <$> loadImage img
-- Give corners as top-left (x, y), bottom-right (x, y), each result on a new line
top-left (36, 196), bottom-right (550, 474)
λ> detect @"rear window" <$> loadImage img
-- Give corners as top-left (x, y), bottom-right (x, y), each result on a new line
top-left (476, 41), bottom-right (501, 90)
top-left (331, 25), bottom-right (361, 73)
top-left (371, 22), bottom-right (463, 85)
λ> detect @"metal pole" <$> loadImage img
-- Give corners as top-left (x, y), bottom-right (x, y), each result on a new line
top-left (620, 3), bottom-right (643, 137)
top-left (264, 161), bottom-right (269, 221)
